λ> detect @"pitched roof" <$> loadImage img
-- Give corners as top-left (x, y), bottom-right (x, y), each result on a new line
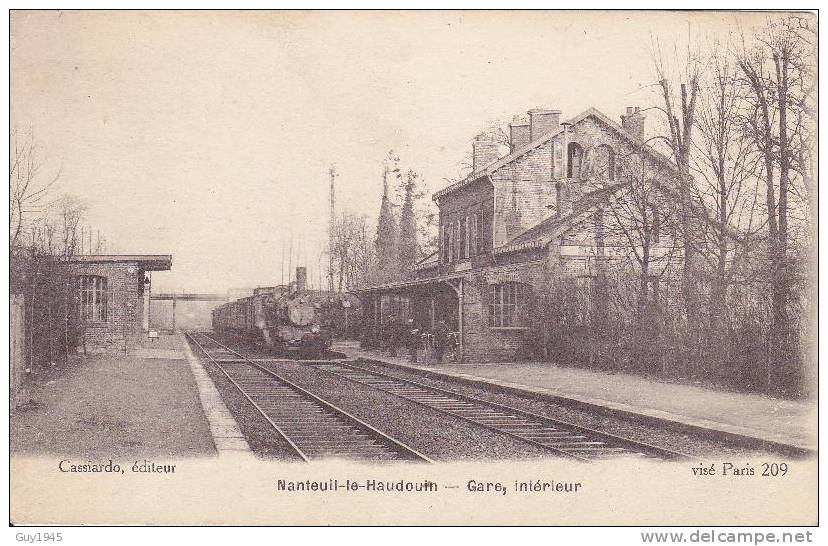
top-left (433, 107), bottom-right (677, 201)
top-left (494, 177), bottom-right (744, 258)
top-left (494, 182), bottom-right (628, 255)
top-left (64, 254), bottom-right (173, 271)
top-left (413, 250), bottom-right (439, 270)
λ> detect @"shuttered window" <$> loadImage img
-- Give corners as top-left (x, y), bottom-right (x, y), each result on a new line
top-left (443, 208), bottom-right (488, 262)
top-left (459, 217), bottom-right (467, 260)
top-left (441, 224), bottom-right (449, 263)
top-left (470, 213), bottom-right (478, 256)
top-left (448, 223), bottom-right (455, 262)
top-left (455, 220), bottom-right (462, 261)
top-left (478, 208), bottom-right (486, 252)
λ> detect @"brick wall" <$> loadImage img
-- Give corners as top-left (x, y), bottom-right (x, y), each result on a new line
top-left (419, 112), bottom-right (684, 363)
top-left (492, 143), bottom-right (556, 245)
top-left (490, 115), bottom-right (674, 247)
top-left (436, 178), bottom-right (495, 275)
top-left (64, 262), bottom-right (145, 353)
top-left (459, 260), bottom-right (549, 362)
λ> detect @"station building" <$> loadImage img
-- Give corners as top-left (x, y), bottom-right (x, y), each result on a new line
top-left (356, 106), bottom-right (683, 363)
top-left (63, 254), bottom-right (172, 353)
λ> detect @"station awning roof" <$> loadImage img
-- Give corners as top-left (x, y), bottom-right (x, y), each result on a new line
top-left (64, 254), bottom-right (173, 271)
top-left (352, 272), bottom-right (465, 294)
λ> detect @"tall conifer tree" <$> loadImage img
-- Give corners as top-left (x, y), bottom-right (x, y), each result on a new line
top-left (375, 151), bottom-right (400, 280)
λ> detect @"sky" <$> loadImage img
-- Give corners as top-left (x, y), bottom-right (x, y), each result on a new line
top-left (10, 10), bottom-right (765, 292)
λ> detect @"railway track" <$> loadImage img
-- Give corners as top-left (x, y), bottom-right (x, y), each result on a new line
top-left (185, 332), bottom-right (432, 463)
top-left (302, 360), bottom-right (690, 462)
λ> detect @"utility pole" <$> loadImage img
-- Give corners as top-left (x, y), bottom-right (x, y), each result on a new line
top-left (328, 165), bottom-right (337, 292)
top-left (280, 241), bottom-right (285, 285)
top-left (287, 234), bottom-right (293, 285)
top-left (318, 245), bottom-right (323, 292)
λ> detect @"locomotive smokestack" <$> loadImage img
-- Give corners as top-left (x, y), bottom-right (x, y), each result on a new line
top-left (295, 267), bottom-right (307, 292)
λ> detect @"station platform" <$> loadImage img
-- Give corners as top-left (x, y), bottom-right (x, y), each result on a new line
top-left (334, 342), bottom-right (817, 455)
top-left (11, 333), bottom-right (244, 458)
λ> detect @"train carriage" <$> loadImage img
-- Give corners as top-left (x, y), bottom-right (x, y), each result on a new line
top-left (211, 267), bottom-right (362, 358)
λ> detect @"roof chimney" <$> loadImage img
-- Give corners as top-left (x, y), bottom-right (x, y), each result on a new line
top-left (621, 106), bottom-right (646, 139)
top-left (509, 121), bottom-right (530, 151)
top-left (472, 136), bottom-right (501, 174)
top-left (528, 108), bottom-right (561, 141)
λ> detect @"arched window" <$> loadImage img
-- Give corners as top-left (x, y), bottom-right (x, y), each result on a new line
top-left (78, 275), bottom-right (108, 322)
top-left (593, 144), bottom-right (616, 181)
top-left (567, 142), bottom-right (584, 179)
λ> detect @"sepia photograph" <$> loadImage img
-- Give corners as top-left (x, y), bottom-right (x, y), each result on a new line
top-left (8, 9), bottom-right (818, 530)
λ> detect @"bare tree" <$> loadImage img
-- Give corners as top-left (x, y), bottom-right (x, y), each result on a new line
top-left (332, 211), bottom-right (375, 291)
top-left (57, 195), bottom-right (87, 258)
top-left (651, 35), bottom-right (704, 360)
top-left (599, 150), bottom-right (683, 371)
top-left (9, 127), bottom-right (60, 250)
top-left (736, 14), bottom-right (816, 394)
top-left (450, 118), bottom-right (512, 182)
top-left (691, 51), bottom-right (763, 366)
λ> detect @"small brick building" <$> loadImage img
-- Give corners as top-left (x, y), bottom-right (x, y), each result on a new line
top-left (63, 255), bottom-right (172, 353)
top-left (357, 106), bottom-right (684, 363)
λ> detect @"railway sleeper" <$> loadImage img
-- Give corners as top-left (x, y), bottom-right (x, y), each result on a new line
top-left (306, 436), bottom-right (386, 444)
top-left (306, 446), bottom-right (400, 455)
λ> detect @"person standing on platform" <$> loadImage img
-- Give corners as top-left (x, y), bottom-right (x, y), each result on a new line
top-left (433, 320), bottom-right (449, 363)
top-left (406, 318), bottom-right (420, 362)
top-left (388, 315), bottom-right (404, 357)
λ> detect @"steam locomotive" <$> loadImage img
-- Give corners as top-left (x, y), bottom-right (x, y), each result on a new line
top-left (211, 267), bottom-right (361, 358)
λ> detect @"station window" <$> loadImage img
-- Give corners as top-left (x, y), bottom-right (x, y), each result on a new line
top-left (443, 208), bottom-right (487, 263)
top-left (455, 220), bottom-right (462, 261)
top-left (459, 218), bottom-right (467, 260)
top-left (447, 223), bottom-right (454, 263)
top-left (593, 144), bottom-right (616, 181)
top-left (440, 224), bottom-right (448, 263)
top-left (652, 205), bottom-right (661, 244)
top-left (78, 275), bottom-right (109, 323)
top-left (568, 142), bottom-right (584, 179)
top-left (575, 275), bottom-right (596, 322)
top-left (469, 213), bottom-right (478, 256)
top-left (477, 208), bottom-right (485, 251)
top-left (489, 282), bottom-right (524, 327)
top-left (381, 294), bottom-right (410, 322)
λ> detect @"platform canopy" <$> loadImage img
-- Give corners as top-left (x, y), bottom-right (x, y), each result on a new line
top-left (64, 254), bottom-right (173, 271)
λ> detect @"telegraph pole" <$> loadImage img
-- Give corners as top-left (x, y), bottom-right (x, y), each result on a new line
top-left (328, 165), bottom-right (337, 292)
top-left (287, 234), bottom-right (293, 285)
top-left (317, 246), bottom-right (323, 291)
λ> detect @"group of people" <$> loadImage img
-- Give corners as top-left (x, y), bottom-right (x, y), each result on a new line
top-left (379, 316), bottom-right (454, 363)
